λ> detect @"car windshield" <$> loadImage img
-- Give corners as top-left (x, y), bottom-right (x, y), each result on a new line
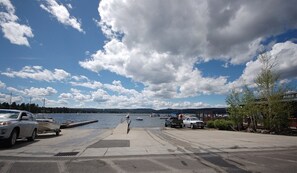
top-left (190, 117), bottom-right (198, 120)
top-left (0, 110), bottom-right (20, 119)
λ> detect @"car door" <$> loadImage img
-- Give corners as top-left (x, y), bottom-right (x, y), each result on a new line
top-left (26, 112), bottom-right (36, 136)
top-left (18, 112), bottom-right (29, 138)
top-left (184, 118), bottom-right (190, 127)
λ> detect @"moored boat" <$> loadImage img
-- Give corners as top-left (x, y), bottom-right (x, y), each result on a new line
top-left (136, 117), bottom-right (143, 121)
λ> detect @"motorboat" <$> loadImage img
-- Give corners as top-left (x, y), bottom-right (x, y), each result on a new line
top-left (36, 117), bottom-right (61, 136)
top-left (136, 117), bottom-right (143, 121)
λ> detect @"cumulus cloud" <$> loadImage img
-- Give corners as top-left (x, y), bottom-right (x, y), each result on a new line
top-left (80, 0), bottom-right (297, 100)
top-left (1, 66), bottom-right (71, 82)
top-left (59, 93), bottom-right (72, 99)
top-left (97, 0), bottom-right (297, 63)
top-left (3, 86), bottom-right (56, 105)
top-left (70, 88), bottom-right (91, 101)
top-left (269, 41), bottom-right (297, 79)
top-left (70, 80), bottom-right (103, 89)
top-left (24, 87), bottom-right (57, 97)
top-left (80, 38), bottom-right (229, 98)
top-left (104, 80), bottom-right (140, 97)
top-left (70, 75), bottom-right (103, 89)
top-left (233, 41), bottom-right (297, 89)
top-left (0, 0), bottom-right (34, 46)
top-left (40, 0), bottom-right (84, 33)
top-left (7, 86), bottom-right (57, 97)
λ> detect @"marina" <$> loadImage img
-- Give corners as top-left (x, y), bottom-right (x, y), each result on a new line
top-left (43, 113), bottom-right (166, 129)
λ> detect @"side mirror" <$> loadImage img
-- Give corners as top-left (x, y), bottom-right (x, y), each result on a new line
top-left (21, 116), bottom-right (29, 120)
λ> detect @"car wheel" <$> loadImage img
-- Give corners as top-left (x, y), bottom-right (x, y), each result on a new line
top-left (165, 124), bottom-right (168, 127)
top-left (190, 124), bottom-right (194, 129)
top-left (7, 129), bottom-right (18, 147)
top-left (56, 130), bottom-right (60, 136)
top-left (27, 129), bottom-right (37, 141)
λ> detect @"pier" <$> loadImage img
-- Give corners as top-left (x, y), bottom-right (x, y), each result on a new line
top-left (60, 120), bottom-right (98, 129)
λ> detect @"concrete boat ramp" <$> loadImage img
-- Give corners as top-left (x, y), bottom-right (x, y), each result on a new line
top-left (0, 121), bottom-right (297, 173)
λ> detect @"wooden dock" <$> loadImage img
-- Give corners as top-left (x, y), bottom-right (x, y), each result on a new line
top-left (60, 120), bottom-right (98, 129)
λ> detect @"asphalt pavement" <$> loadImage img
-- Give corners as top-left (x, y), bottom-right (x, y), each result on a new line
top-left (0, 121), bottom-right (296, 173)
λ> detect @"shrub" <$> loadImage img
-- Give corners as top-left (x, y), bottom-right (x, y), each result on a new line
top-left (206, 120), bottom-right (215, 128)
top-left (214, 119), bottom-right (234, 130)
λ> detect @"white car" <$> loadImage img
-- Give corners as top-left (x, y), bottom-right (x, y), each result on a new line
top-left (0, 109), bottom-right (38, 147)
top-left (183, 117), bottom-right (204, 129)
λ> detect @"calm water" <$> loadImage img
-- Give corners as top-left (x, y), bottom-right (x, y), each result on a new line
top-left (41, 113), bottom-right (166, 129)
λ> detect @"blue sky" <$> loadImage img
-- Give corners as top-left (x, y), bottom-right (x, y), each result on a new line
top-left (0, 0), bottom-right (297, 109)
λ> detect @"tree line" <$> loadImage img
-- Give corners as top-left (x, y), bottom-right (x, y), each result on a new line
top-left (0, 102), bottom-right (227, 114)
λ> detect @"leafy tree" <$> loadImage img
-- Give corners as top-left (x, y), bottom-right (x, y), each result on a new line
top-left (242, 87), bottom-right (258, 131)
top-left (254, 54), bottom-right (291, 132)
top-left (226, 54), bottom-right (293, 132)
top-left (226, 90), bottom-right (244, 130)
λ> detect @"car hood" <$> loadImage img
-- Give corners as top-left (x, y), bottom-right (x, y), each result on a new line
top-left (0, 118), bottom-right (16, 121)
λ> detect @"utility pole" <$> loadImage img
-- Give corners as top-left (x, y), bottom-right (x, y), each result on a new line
top-left (43, 98), bottom-right (46, 113)
top-left (9, 92), bottom-right (12, 109)
top-left (29, 97), bottom-right (32, 112)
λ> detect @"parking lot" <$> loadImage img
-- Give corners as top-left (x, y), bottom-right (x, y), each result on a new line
top-left (0, 123), bottom-right (297, 172)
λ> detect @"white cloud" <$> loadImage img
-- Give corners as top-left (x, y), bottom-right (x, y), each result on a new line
top-left (0, 92), bottom-right (23, 104)
top-left (70, 80), bottom-right (103, 89)
top-left (98, 0), bottom-right (297, 64)
top-left (0, 0), bottom-right (34, 46)
top-left (6, 86), bottom-right (57, 97)
top-left (6, 87), bottom-right (25, 95)
top-left (70, 75), bottom-right (103, 90)
top-left (40, 0), bottom-right (84, 33)
top-left (233, 41), bottom-right (297, 89)
top-left (80, 0), bottom-right (297, 100)
top-left (70, 88), bottom-right (91, 101)
top-left (269, 41), bottom-right (297, 79)
top-left (24, 87), bottom-right (57, 97)
top-left (91, 89), bottom-right (110, 103)
top-left (0, 80), bottom-right (5, 89)
top-left (1, 66), bottom-right (71, 82)
top-left (3, 86), bottom-right (57, 105)
top-left (72, 75), bottom-right (89, 81)
top-left (59, 93), bottom-right (72, 99)
top-left (80, 38), bottom-right (229, 99)
top-left (104, 80), bottom-right (139, 97)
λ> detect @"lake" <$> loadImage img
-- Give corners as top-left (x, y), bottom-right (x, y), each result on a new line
top-left (40, 113), bottom-right (166, 129)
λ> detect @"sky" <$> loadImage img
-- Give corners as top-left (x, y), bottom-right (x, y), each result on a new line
top-left (0, 0), bottom-right (297, 109)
